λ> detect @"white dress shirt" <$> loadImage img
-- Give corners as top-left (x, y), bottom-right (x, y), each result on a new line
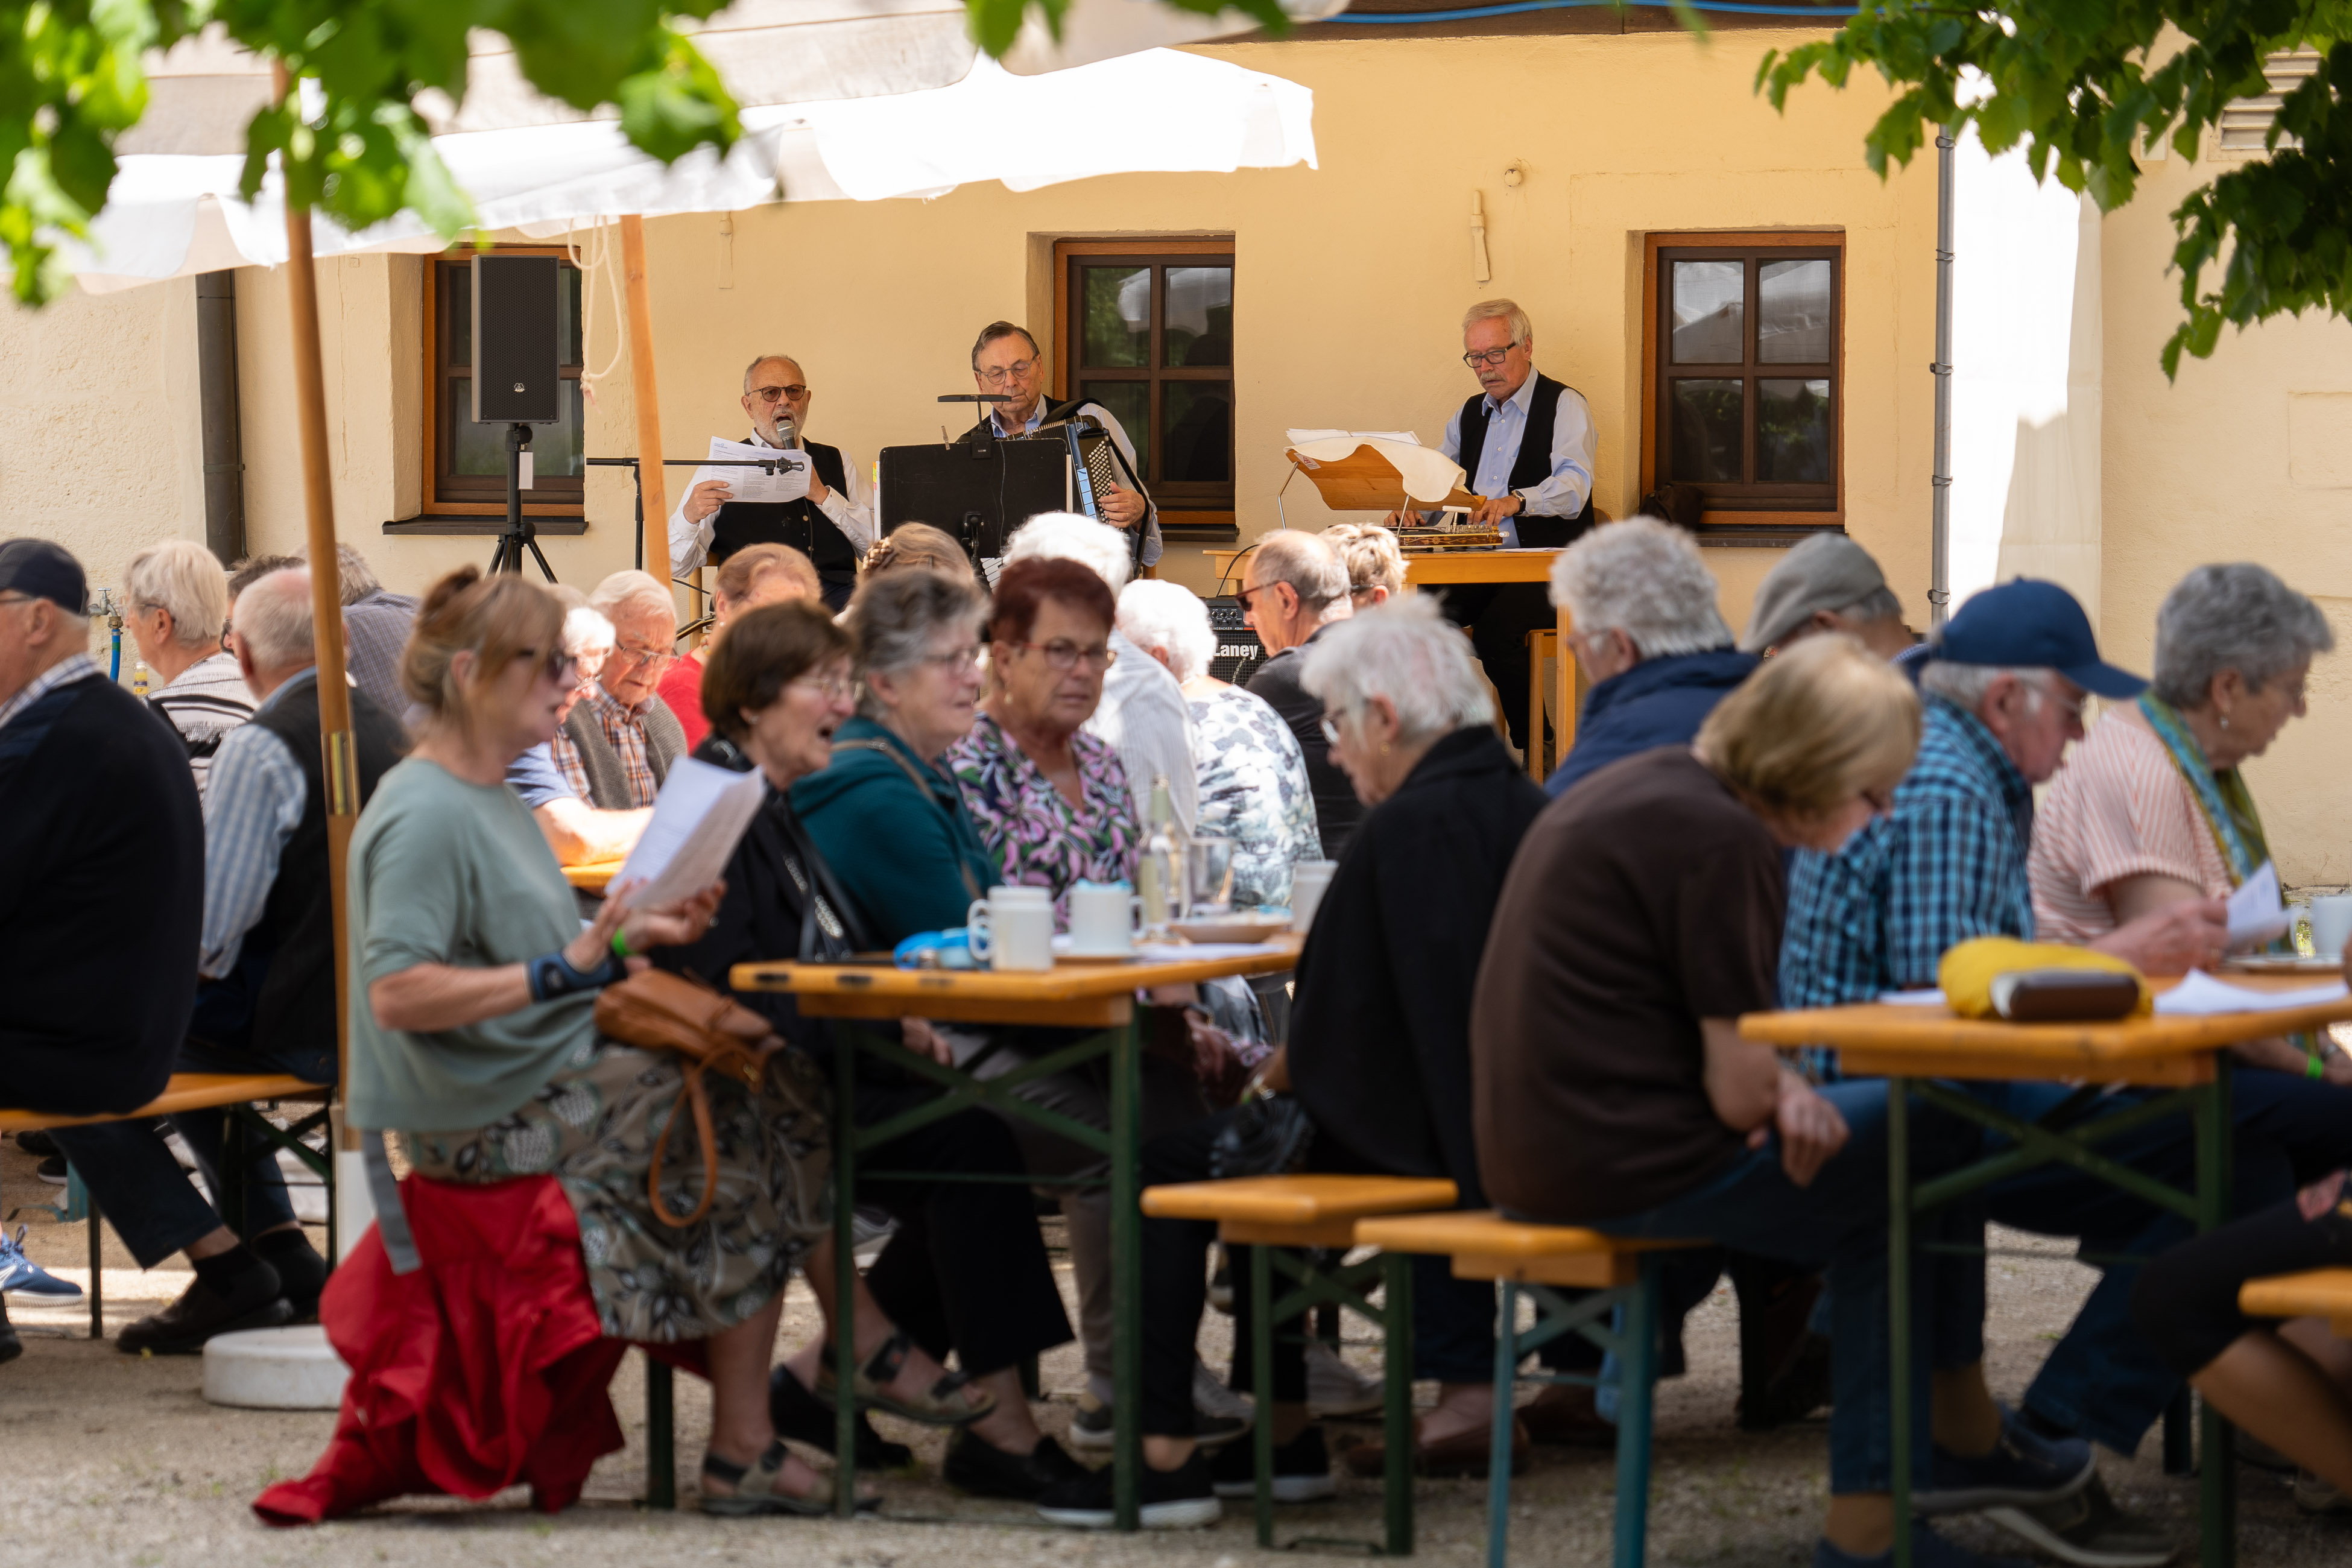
top-left (991, 397), bottom-right (1163, 570)
top-left (668, 428), bottom-right (876, 575)
top-left (1086, 628), bottom-right (1197, 838)
top-left (1436, 373), bottom-right (1598, 546)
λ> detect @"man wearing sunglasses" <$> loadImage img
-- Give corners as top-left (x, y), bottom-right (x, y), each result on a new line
top-left (964, 322), bottom-right (1159, 571)
top-left (668, 353), bottom-right (873, 610)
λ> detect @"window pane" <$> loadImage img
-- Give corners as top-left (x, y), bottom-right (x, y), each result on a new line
top-left (1758, 259), bottom-right (1832, 363)
top-left (1671, 261), bottom-right (1744, 364)
top-left (542, 379), bottom-right (586, 479)
top-left (446, 264), bottom-right (472, 367)
top-left (1080, 381), bottom-right (1150, 478)
top-left (560, 265), bottom-right (584, 367)
top-left (1163, 267), bottom-right (1232, 367)
top-left (446, 376), bottom-right (504, 476)
top-left (1081, 267), bottom-right (1151, 367)
top-left (1162, 381), bottom-right (1231, 482)
top-left (1756, 379), bottom-right (1831, 483)
top-left (1669, 379), bottom-right (1743, 482)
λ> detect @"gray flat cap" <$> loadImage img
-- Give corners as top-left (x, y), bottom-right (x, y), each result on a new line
top-left (1740, 532), bottom-right (1888, 653)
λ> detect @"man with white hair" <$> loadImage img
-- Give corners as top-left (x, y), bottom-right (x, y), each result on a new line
top-left (50, 565), bottom-right (406, 1355)
top-left (506, 596), bottom-right (655, 866)
top-left (124, 537), bottom-right (253, 789)
top-left (563, 570), bottom-right (687, 816)
top-left (1241, 530), bottom-right (1358, 859)
top-left (1544, 517), bottom-right (1756, 799)
top-left (669, 353), bottom-right (874, 609)
top-left (1003, 513), bottom-right (1195, 837)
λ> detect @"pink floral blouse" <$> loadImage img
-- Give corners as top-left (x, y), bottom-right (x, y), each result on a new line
top-left (947, 710), bottom-right (1140, 926)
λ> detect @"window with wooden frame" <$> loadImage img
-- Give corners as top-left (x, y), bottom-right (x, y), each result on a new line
top-left (1642, 233), bottom-right (1842, 522)
top-left (1054, 239), bottom-right (1235, 539)
top-left (422, 248), bottom-right (586, 515)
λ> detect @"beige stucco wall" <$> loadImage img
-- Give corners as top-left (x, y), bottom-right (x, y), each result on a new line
top-left (2100, 135), bottom-right (2352, 890)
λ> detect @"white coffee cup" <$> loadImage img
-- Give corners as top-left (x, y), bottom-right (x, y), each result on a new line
top-left (2309, 894), bottom-right (2352, 960)
top-left (1067, 880), bottom-right (1143, 956)
top-left (1289, 859), bottom-right (1337, 934)
top-left (967, 885), bottom-right (1054, 972)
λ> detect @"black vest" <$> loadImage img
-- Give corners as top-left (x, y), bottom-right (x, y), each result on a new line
top-left (710, 439), bottom-right (856, 578)
top-left (1456, 373), bottom-right (1595, 549)
top-left (245, 677), bottom-right (407, 1060)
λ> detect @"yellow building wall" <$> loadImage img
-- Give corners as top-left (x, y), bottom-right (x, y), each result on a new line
top-left (2100, 136), bottom-right (2352, 890)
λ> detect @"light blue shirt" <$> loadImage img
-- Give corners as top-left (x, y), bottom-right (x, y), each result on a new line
top-left (1436, 373), bottom-right (1598, 547)
top-left (992, 395), bottom-right (1163, 569)
top-left (199, 668), bottom-right (315, 978)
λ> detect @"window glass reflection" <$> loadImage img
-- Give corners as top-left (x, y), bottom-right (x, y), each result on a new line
top-left (1083, 267), bottom-right (1151, 367)
top-left (1162, 382), bottom-right (1231, 482)
top-left (1081, 381), bottom-right (1151, 476)
top-left (1756, 379), bottom-right (1831, 482)
top-left (1671, 261), bottom-right (1744, 364)
top-left (1758, 260), bottom-right (1832, 363)
top-left (1670, 379), bottom-right (1743, 481)
top-left (1163, 268), bottom-right (1232, 367)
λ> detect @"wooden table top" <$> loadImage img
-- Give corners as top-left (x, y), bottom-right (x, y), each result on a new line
top-left (563, 859), bottom-right (626, 892)
top-left (0, 1073), bottom-right (327, 1134)
top-left (2239, 1267), bottom-right (2352, 1335)
top-left (1740, 975), bottom-right (2352, 1086)
top-left (731, 937), bottom-right (1302, 1027)
top-left (1202, 546), bottom-right (1562, 587)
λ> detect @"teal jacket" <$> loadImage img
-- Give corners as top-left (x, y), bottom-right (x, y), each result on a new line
top-left (789, 716), bottom-right (1001, 946)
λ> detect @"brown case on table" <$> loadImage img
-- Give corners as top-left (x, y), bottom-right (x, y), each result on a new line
top-left (1989, 969), bottom-right (2143, 1022)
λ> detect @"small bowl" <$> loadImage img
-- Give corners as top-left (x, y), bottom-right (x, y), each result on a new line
top-left (1167, 912), bottom-right (1292, 944)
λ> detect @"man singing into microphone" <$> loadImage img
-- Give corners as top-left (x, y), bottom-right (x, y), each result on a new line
top-left (965, 321), bottom-right (1159, 569)
top-left (669, 353), bottom-right (874, 610)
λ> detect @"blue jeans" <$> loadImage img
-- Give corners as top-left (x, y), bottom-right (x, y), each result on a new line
top-left (1590, 1082), bottom-right (1985, 1495)
top-left (1987, 1068), bottom-right (2352, 1453)
top-left (49, 1025), bottom-right (335, 1270)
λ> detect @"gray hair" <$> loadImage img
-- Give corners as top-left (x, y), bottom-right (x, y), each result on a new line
top-left (1462, 297), bottom-right (1532, 346)
top-left (970, 321), bottom-right (1040, 371)
top-left (235, 567), bottom-right (315, 672)
top-left (742, 353), bottom-right (800, 394)
top-left (1842, 585), bottom-right (1905, 624)
top-left (1116, 580), bottom-right (1215, 683)
top-left (1005, 511), bottom-right (1131, 592)
top-left (2152, 563), bottom-right (2334, 709)
top-left (1548, 517), bottom-right (1732, 659)
top-left (561, 604), bottom-right (616, 659)
top-left (1917, 661), bottom-right (2053, 711)
top-left (124, 539), bottom-right (229, 649)
top-left (846, 567), bottom-right (990, 721)
top-left (1249, 530), bottom-right (1348, 610)
top-left (1301, 595), bottom-right (1493, 743)
top-left (329, 543), bottom-right (380, 606)
top-left (589, 569), bottom-right (675, 624)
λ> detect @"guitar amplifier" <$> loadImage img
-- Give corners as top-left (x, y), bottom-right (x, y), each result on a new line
top-left (1206, 596), bottom-right (1268, 688)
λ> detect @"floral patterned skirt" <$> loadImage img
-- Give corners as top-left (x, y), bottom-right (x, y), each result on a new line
top-left (401, 1035), bottom-right (831, 1342)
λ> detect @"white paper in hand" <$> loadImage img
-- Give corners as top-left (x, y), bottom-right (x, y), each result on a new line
top-left (613, 759), bottom-right (765, 908)
top-left (696, 437), bottom-right (811, 507)
top-left (2154, 968), bottom-right (2350, 1016)
top-left (2227, 861), bottom-right (2293, 949)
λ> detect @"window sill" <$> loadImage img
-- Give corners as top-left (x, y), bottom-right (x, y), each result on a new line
top-left (382, 517), bottom-right (590, 537)
top-left (1161, 510), bottom-right (1238, 544)
top-left (1693, 521), bottom-right (1844, 548)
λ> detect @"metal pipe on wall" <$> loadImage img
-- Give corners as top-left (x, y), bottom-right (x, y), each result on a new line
top-left (194, 270), bottom-right (246, 565)
top-left (1930, 125), bottom-right (1956, 629)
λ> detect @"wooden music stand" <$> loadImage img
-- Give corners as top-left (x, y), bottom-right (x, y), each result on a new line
top-left (1281, 438), bottom-right (1482, 514)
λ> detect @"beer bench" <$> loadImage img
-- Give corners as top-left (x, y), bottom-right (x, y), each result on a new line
top-left (1, 1073), bottom-right (335, 1338)
top-left (2239, 1268), bottom-right (2352, 1338)
top-left (1355, 1211), bottom-right (1704, 1568)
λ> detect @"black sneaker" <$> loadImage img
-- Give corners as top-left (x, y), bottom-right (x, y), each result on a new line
top-left (15, 1130), bottom-right (59, 1158)
top-left (1917, 1407), bottom-right (2095, 1514)
top-left (116, 1271), bottom-right (292, 1355)
top-left (942, 1430), bottom-right (1089, 1500)
top-left (1983, 1476), bottom-right (2178, 1567)
top-left (253, 1232), bottom-right (331, 1323)
top-left (769, 1365), bottom-right (914, 1470)
top-left (1069, 1391), bottom-right (1248, 1453)
top-left (1037, 1449), bottom-right (1222, 1530)
top-left (35, 1155), bottom-right (66, 1186)
top-left (1210, 1424), bottom-right (1336, 1501)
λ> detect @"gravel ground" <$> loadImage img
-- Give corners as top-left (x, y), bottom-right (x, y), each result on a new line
top-left (4, 1135), bottom-right (2347, 1567)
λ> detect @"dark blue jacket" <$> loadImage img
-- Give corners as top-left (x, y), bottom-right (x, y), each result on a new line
top-left (1544, 646), bottom-right (1759, 798)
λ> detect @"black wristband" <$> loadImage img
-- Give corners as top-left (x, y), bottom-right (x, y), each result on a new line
top-left (527, 946), bottom-right (626, 1003)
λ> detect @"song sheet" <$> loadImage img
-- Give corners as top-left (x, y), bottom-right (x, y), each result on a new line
top-left (613, 758), bottom-right (767, 908)
top-left (691, 436), bottom-right (812, 506)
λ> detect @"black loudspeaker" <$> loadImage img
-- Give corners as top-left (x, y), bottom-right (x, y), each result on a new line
top-left (471, 256), bottom-right (561, 425)
top-left (1206, 596), bottom-right (1267, 687)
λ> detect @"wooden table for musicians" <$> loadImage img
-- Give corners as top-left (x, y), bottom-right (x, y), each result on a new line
top-left (732, 940), bottom-right (1303, 1529)
top-left (1739, 979), bottom-right (2352, 1568)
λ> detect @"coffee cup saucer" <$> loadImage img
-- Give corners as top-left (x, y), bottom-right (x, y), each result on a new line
top-left (1054, 936), bottom-right (1136, 964)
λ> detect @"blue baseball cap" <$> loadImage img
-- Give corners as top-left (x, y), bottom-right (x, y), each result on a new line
top-left (0, 538), bottom-right (87, 616)
top-left (1931, 579), bottom-right (2145, 699)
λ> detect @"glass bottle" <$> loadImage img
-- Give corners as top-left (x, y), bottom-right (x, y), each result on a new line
top-left (1138, 774), bottom-right (1183, 932)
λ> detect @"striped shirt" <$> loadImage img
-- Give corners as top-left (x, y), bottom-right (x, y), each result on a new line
top-left (0, 653), bottom-right (99, 734)
top-left (2029, 709), bottom-right (2232, 944)
top-left (148, 650), bottom-right (256, 795)
top-left (200, 669), bottom-right (313, 978)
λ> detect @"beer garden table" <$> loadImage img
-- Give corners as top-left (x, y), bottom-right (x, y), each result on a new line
top-left (732, 938), bottom-right (1304, 1528)
top-left (1739, 978), bottom-right (2352, 1568)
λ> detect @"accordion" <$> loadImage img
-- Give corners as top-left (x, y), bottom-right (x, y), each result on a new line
top-left (1062, 420), bottom-right (1123, 523)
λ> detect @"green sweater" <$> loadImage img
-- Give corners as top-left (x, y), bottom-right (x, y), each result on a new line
top-left (790, 717), bottom-right (1001, 946)
top-left (346, 757), bottom-right (595, 1132)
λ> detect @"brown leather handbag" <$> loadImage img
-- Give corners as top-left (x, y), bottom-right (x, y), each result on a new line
top-left (593, 969), bottom-right (782, 1228)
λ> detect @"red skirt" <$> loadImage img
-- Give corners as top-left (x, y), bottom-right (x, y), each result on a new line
top-left (253, 1173), bottom-right (702, 1526)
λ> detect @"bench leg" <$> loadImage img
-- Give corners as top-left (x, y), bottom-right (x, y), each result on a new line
top-left (1487, 1279), bottom-right (1519, 1568)
top-left (1613, 1262), bottom-right (1660, 1568)
top-left (645, 1353), bottom-right (675, 1510)
top-left (1253, 1241), bottom-right (1276, 1549)
top-left (1382, 1250), bottom-right (1414, 1557)
top-left (2163, 1389), bottom-right (2194, 1476)
top-left (86, 1178), bottom-right (102, 1339)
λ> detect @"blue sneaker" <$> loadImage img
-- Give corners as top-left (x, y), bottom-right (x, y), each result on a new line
top-left (1815, 1522), bottom-right (2035, 1568)
top-left (1917, 1405), bottom-right (2094, 1515)
top-left (0, 1225), bottom-right (81, 1299)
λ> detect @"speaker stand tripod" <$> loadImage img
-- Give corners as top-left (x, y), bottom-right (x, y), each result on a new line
top-left (488, 420), bottom-right (557, 580)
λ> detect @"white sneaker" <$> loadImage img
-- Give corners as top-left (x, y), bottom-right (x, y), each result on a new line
top-left (1306, 1339), bottom-right (1383, 1418)
top-left (2295, 1468), bottom-right (2352, 1516)
top-left (1193, 1356), bottom-right (1255, 1427)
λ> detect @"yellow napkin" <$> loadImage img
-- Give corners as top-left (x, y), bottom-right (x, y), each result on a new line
top-left (1937, 937), bottom-right (2151, 1019)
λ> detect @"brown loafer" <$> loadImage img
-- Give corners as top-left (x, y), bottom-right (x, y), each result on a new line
top-left (1520, 1383), bottom-right (1620, 1449)
top-left (1340, 1417), bottom-right (1532, 1480)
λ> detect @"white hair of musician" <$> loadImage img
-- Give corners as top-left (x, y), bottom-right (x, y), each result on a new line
top-left (1462, 297), bottom-right (1532, 347)
top-left (1004, 511), bottom-right (1131, 593)
top-left (1302, 594), bottom-right (1493, 744)
top-left (589, 568), bottom-right (675, 621)
top-left (1116, 580), bottom-right (1215, 683)
top-left (742, 353), bottom-right (801, 394)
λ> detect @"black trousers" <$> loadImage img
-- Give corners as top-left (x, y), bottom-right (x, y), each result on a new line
top-left (2131, 1192), bottom-right (2352, 1377)
top-left (847, 1075), bottom-right (1075, 1378)
top-left (1439, 582), bottom-right (1555, 755)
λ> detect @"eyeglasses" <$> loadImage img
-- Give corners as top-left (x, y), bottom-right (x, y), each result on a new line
top-left (1006, 638), bottom-right (1116, 672)
top-left (791, 673), bottom-right (859, 704)
top-left (751, 384), bottom-right (808, 403)
top-left (1461, 341), bottom-right (1523, 369)
top-left (606, 638), bottom-right (677, 671)
top-left (1233, 582), bottom-right (1283, 612)
top-left (976, 358), bottom-right (1039, 387)
top-left (514, 646), bottom-right (582, 683)
top-left (920, 642), bottom-right (983, 673)
top-left (1318, 713), bottom-right (1347, 745)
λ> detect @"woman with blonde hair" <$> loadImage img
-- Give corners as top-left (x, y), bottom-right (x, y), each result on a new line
top-left (1320, 522), bottom-right (1406, 609)
top-left (861, 522), bottom-right (975, 582)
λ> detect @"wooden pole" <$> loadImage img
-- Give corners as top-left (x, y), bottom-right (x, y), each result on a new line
top-left (277, 63), bottom-right (361, 1151)
top-left (618, 215), bottom-right (670, 586)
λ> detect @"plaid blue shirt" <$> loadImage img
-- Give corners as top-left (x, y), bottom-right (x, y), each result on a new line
top-left (1780, 694), bottom-right (2036, 1077)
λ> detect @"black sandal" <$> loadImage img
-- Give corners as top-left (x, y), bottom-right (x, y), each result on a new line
top-left (700, 1441), bottom-right (879, 1516)
top-left (812, 1330), bottom-right (996, 1427)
